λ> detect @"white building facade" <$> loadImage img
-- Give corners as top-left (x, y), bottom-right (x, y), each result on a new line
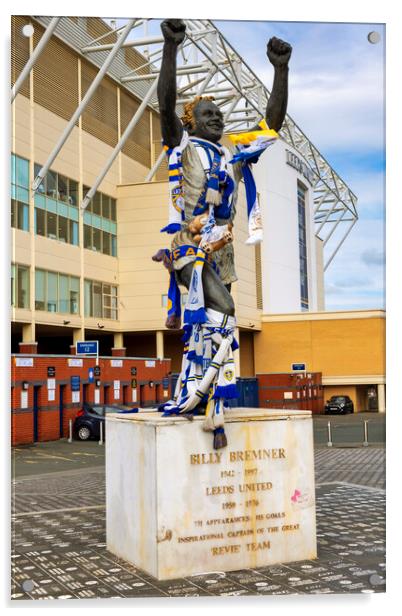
top-left (255, 139), bottom-right (325, 314)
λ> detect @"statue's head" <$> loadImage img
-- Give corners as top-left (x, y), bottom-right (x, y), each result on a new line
top-left (181, 96), bottom-right (224, 143)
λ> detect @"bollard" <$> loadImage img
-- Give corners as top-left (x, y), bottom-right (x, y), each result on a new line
top-left (363, 420), bottom-right (369, 447)
top-left (68, 419), bottom-right (73, 443)
top-left (99, 421), bottom-right (104, 445)
top-left (327, 421), bottom-right (333, 447)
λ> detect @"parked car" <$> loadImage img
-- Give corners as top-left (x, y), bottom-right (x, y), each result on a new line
top-left (73, 403), bottom-right (139, 441)
top-left (324, 395), bottom-right (354, 415)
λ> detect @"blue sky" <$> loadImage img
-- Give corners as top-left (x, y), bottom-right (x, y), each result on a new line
top-left (214, 20), bottom-right (386, 311)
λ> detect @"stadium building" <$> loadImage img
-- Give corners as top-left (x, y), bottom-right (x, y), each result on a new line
top-left (11, 16), bottom-right (385, 443)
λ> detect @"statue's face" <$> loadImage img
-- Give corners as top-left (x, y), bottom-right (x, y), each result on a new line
top-left (190, 100), bottom-right (224, 143)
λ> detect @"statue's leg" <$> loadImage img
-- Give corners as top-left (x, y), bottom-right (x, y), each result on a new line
top-left (176, 262), bottom-right (235, 316)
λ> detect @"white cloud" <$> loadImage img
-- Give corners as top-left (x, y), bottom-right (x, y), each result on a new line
top-left (324, 219), bottom-right (385, 310)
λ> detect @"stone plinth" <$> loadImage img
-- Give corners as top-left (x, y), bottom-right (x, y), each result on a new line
top-left (106, 408), bottom-right (317, 580)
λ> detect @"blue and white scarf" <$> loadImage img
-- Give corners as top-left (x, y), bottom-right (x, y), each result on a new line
top-left (159, 308), bottom-right (239, 435)
top-left (228, 120), bottom-right (279, 244)
top-left (160, 131), bottom-right (189, 234)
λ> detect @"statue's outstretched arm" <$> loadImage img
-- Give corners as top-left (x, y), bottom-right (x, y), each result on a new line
top-left (265, 37), bottom-right (292, 132)
top-left (158, 20), bottom-right (186, 148)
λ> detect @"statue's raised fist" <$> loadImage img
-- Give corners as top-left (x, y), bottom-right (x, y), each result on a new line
top-left (267, 36), bottom-right (292, 67)
top-left (161, 19), bottom-right (186, 45)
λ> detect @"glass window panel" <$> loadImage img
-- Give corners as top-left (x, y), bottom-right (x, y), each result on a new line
top-left (11, 200), bottom-right (16, 228)
top-left (46, 212), bottom-right (57, 239)
top-left (84, 280), bottom-right (92, 317)
top-left (16, 157), bottom-right (29, 188)
top-left (46, 170), bottom-right (57, 198)
top-left (57, 202), bottom-right (69, 218)
top-left (58, 216), bottom-right (68, 243)
top-left (17, 203), bottom-right (29, 231)
top-left (111, 296), bottom-right (118, 308)
top-left (102, 231), bottom-right (111, 255)
top-left (70, 289), bottom-right (79, 314)
top-left (92, 228), bottom-right (101, 252)
top-left (35, 270), bottom-right (45, 310)
top-left (111, 286), bottom-right (117, 296)
top-left (34, 163), bottom-right (46, 194)
top-left (34, 193), bottom-right (46, 209)
top-left (102, 195), bottom-right (111, 219)
top-left (92, 214), bottom-right (102, 230)
top-left (110, 222), bottom-right (117, 234)
top-left (93, 282), bottom-right (102, 317)
top-left (35, 208), bottom-right (46, 236)
top-left (58, 175), bottom-right (68, 202)
top-left (101, 218), bottom-right (111, 232)
top-left (69, 220), bottom-right (79, 246)
top-left (16, 187), bottom-right (29, 204)
top-left (111, 309), bottom-right (118, 320)
top-left (84, 225), bottom-right (92, 249)
top-left (70, 276), bottom-right (79, 292)
top-left (11, 184), bottom-right (16, 200)
top-left (92, 192), bottom-right (101, 216)
top-left (103, 296), bottom-right (111, 308)
top-left (103, 307), bottom-right (112, 319)
top-left (110, 199), bottom-right (116, 221)
top-left (59, 274), bottom-right (69, 312)
top-left (83, 211), bottom-right (92, 225)
top-left (47, 272), bottom-right (58, 312)
top-left (111, 235), bottom-right (117, 257)
top-left (69, 179), bottom-right (78, 206)
top-left (11, 154), bottom-right (16, 185)
top-left (83, 186), bottom-right (92, 212)
top-left (22, 205), bottom-right (29, 231)
top-left (46, 198), bottom-right (57, 213)
top-left (18, 266), bottom-right (29, 309)
top-left (11, 264), bottom-right (15, 306)
top-left (68, 206), bottom-right (79, 221)
top-left (103, 284), bottom-right (111, 295)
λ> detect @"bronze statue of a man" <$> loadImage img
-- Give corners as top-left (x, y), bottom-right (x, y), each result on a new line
top-left (156, 19), bottom-right (291, 447)
top-left (157, 19), bottom-right (291, 315)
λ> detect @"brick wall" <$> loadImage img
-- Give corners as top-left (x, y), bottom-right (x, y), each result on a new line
top-left (11, 354), bottom-right (171, 445)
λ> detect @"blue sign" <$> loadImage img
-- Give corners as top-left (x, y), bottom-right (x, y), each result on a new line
top-left (88, 368), bottom-right (94, 384)
top-left (162, 377), bottom-right (169, 389)
top-left (70, 375), bottom-right (81, 391)
top-left (292, 363), bottom-right (306, 371)
top-left (76, 341), bottom-right (98, 355)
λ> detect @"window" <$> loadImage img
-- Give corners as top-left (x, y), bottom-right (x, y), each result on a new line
top-left (35, 270), bottom-right (45, 311)
top-left (297, 182), bottom-right (309, 311)
top-left (33, 163), bottom-right (79, 245)
top-left (85, 279), bottom-right (118, 320)
top-left (11, 154), bottom-right (29, 232)
top-left (11, 264), bottom-right (30, 309)
top-left (35, 269), bottom-right (80, 314)
top-left (83, 188), bottom-right (117, 256)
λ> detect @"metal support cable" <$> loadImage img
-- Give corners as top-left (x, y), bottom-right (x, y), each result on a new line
top-left (11, 17), bottom-right (61, 103)
top-left (323, 209), bottom-right (347, 247)
top-left (324, 219), bottom-right (357, 271)
top-left (32, 18), bottom-right (136, 192)
top-left (80, 77), bottom-right (159, 210)
top-left (145, 147), bottom-right (166, 182)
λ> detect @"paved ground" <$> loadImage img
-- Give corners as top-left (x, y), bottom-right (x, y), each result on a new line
top-left (10, 430), bottom-right (386, 600)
